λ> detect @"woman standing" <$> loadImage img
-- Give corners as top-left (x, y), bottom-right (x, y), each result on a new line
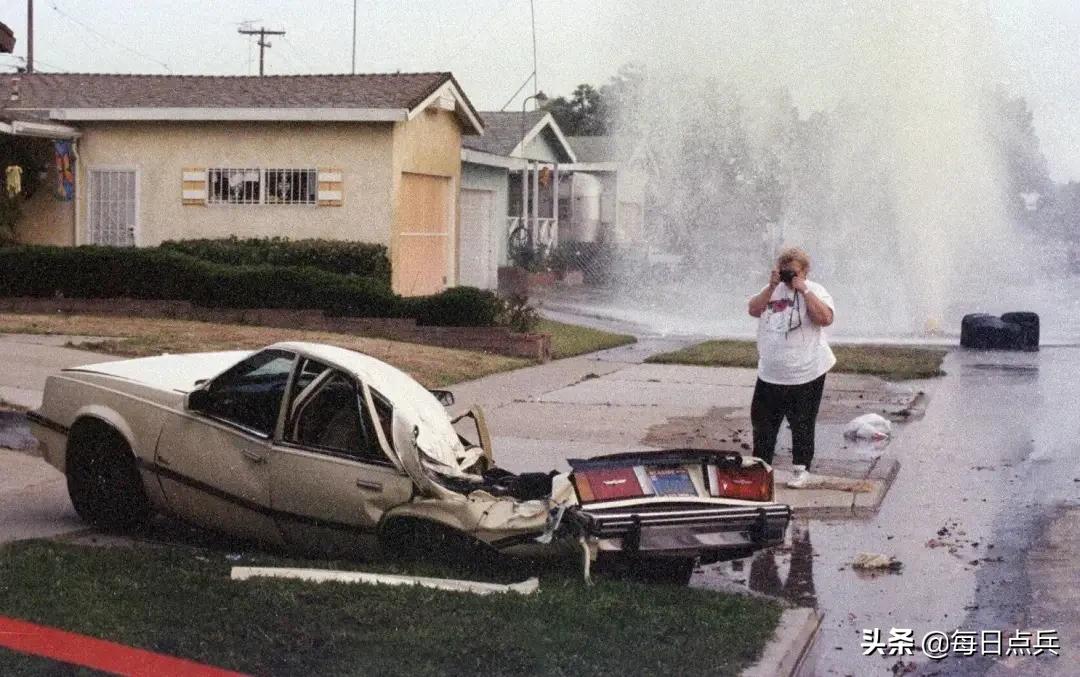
top-left (747, 247), bottom-right (836, 488)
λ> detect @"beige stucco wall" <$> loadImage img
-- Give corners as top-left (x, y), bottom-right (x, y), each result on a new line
top-left (74, 121), bottom-right (395, 247)
top-left (14, 154), bottom-right (75, 245)
top-left (390, 107), bottom-right (463, 291)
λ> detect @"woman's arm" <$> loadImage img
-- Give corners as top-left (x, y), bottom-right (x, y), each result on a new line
top-left (749, 269), bottom-right (781, 317)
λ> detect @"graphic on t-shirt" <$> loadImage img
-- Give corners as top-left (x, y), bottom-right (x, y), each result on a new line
top-left (764, 296), bottom-right (801, 333)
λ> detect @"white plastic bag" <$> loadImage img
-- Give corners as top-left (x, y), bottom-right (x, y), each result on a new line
top-left (844, 413), bottom-right (892, 440)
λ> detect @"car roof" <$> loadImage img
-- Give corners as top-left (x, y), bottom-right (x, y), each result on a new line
top-left (269, 341), bottom-right (435, 400)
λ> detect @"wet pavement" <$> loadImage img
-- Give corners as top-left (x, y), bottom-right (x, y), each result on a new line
top-left (696, 347), bottom-right (1080, 676)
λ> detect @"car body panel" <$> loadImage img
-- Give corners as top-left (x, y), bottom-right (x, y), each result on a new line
top-left (153, 411), bottom-right (282, 545)
top-left (29, 341), bottom-right (792, 569)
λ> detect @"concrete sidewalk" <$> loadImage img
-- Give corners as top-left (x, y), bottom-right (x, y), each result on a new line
top-left (0, 333), bottom-right (120, 409)
top-left (449, 338), bottom-right (918, 517)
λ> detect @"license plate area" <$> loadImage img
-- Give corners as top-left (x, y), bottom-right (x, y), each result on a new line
top-left (646, 466), bottom-right (699, 497)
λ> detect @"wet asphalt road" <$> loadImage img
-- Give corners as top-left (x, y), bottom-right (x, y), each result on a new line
top-left (700, 347), bottom-right (1080, 676)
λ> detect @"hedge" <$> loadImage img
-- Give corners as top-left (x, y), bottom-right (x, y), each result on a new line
top-left (160, 236), bottom-right (391, 284)
top-left (0, 245), bottom-right (504, 326)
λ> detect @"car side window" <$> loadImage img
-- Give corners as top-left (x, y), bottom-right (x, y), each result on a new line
top-left (199, 349), bottom-right (295, 437)
top-left (369, 389), bottom-right (395, 453)
top-left (287, 368), bottom-right (386, 463)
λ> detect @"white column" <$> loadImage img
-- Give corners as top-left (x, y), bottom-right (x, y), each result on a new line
top-left (531, 161), bottom-right (540, 245)
top-left (520, 166), bottom-right (528, 223)
top-left (552, 164), bottom-right (560, 246)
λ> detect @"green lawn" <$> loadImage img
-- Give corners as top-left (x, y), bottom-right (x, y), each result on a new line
top-left (537, 319), bottom-right (636, 359)
top-left (0, 540), bottom-right (780, 676)
top-left (646, 339), bottom-right (948, 380)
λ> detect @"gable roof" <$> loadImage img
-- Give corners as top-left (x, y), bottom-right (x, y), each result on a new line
top-left (462, 110), bottom-right (575, 162)
top-left (0, 72), bottom-right (483, 133)
top-left (567, 136), bottom-right (615, 163)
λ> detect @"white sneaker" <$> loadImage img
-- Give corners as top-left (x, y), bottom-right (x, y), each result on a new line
top-left (786, 465), bottom-right (811, 488)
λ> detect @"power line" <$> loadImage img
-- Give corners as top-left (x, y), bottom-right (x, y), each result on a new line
top-left (48, 0), bottom-right (172, 72)
top-left (499, 71), bottom-right (536, 111)
top-left (280, 35), bottom-right (316, 74)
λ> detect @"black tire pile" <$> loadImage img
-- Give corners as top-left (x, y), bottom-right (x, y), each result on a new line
top-left (960, 312), bottom-right (1039, 351)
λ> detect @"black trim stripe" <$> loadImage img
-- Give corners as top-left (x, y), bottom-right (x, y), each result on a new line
top-left (25, 411), bottom-right (70, 436)
top-left (135, 459), bottom-right (375, 536)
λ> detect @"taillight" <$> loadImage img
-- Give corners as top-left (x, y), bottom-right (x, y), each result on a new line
top-left (707, 463), bottom-right (773, 501)
top-left (573, 467), bottom-right (652, 503)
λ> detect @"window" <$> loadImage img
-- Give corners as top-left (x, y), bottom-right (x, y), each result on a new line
top-left (197, 349), bottom-right (295, 436)
top-left (369, 389), bottom-right (395, 453)
top-left (286, 362), bottom-right (385, 462)
top-left (265, 168), bottom-right (317, 205)
top-left (207, 167), bottom-right (316, 205)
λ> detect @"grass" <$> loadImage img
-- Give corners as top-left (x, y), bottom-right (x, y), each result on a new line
top-left (536, 319), bottom-right (636, 359)
top-left (0, 313), bottom-right (529, 387)
top-left (0, 540), bottom-right (782, 676)
top-left (646, 339), bottom-right (948, 380)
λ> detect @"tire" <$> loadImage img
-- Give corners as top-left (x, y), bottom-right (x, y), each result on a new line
top-left (378, 517), bottom-right (497, 569)
top-left (594, 554), bottom-right (697, 586)
top-left (66, 420), bottom-right (152, 531)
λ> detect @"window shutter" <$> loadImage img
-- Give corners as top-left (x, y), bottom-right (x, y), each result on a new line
top-left (317, 168), bottom-right (343, 206)
top-left (182, 168), bottom-right (207, 205)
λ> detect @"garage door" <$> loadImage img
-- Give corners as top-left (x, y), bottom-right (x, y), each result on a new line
top-left (458, 188), bottom-right (495, 289)
top-left (395, 173), bottom-right (450, 296)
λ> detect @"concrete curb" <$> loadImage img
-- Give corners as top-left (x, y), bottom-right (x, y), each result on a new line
top-left (742, 607), bottom-right (823, 677)
top-left (787, 455), bottom-right (901, 520)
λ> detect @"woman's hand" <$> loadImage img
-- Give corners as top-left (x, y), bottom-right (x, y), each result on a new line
top-left (791, 274), bottom-right (808, 293)
top-left (769, 268), bottom-right (781, 288)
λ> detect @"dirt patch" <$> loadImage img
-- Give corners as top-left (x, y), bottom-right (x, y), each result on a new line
top-left (639, 384), bottom-right (920, 468)
top-left (643, 406), bottom-right (751, 451)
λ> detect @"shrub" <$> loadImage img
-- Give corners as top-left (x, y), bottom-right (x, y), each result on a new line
top-left (0, 246), bottom-right (506, 326)
top-left (161, 236), bottom-right (391, 284)
top-left (408, 286), bottom-right (505, 327)
top-left (499, 294), bottom-right (540, 333)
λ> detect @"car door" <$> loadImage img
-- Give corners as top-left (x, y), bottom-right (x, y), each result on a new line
top-left (270, 358), bottom-right (414, 556)
top-left (154, 348), bottom-right (295, 545)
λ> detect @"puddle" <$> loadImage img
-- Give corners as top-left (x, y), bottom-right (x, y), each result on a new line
top-left (0, 411), bottom-right (36, 452)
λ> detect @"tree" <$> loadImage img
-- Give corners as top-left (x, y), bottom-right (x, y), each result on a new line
top-left (541, 83), bottom-right (608, 136)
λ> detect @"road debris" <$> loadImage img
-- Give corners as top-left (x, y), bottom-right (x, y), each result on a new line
top-left (851, 552), bottom-right (903, 573)
top-left (231, 566), bottom-right (540, 596)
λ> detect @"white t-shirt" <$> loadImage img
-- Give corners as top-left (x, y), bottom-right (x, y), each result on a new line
top-left (755, 280), bottom-right (836, 385)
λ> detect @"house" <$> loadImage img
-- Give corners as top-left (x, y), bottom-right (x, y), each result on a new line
top-left (0, 72), bottom-right (483, 296)
top-left (562, 136), bottom-right (645, 245)
top-left (459, 110), bottom-right (576, 289)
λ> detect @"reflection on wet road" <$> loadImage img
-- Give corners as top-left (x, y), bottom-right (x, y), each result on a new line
top-left (696, 347), bottom-right (1080, 676)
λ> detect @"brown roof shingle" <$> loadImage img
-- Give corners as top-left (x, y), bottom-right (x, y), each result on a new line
top-left (3, 71), bottom-right (468, 113)
top-left (462, 110), bottom-right (547, 156)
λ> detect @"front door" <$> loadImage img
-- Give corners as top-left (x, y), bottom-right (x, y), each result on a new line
top-left (458, 188), bottom-right (495, 289)
top-left (88, 169), bottom-right (137, 246)
top-left (270, 358), bottom-right (414, 556)
top-left (155, 349), bottom-right (296, 545)
top-left (394, 172), bottom-right (450, 296)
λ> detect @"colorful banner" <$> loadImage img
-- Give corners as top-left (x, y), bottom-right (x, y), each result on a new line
top-left (53, 140), bottom-right (75, 201)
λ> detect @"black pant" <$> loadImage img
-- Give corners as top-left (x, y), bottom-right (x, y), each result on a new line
top-left (751, 374), bottom-right (826, 469)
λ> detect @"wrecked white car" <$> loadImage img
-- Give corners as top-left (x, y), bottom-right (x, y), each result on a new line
top-left (28, 342), bottom-right (791, 583)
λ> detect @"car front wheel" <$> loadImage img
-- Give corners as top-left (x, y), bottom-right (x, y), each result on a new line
top-left (66, 420), bottom-right (151, 531)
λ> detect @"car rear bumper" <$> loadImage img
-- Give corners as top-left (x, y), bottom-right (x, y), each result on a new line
top-left (574, 503), bottom-right (792, 556)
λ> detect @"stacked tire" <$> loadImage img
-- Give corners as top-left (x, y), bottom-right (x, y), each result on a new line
top-left (960, 312), bottom-right (1039, 351)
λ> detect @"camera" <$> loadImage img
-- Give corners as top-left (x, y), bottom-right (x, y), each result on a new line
top-left (779, 269), bottom-right (797, 284)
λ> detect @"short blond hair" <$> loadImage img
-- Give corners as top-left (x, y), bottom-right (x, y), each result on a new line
top-left (777, 247), bottom-right (811, 272)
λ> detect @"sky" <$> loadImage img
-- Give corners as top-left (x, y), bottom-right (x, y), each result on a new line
top-left (2, 0), bottom-right (1080, 181)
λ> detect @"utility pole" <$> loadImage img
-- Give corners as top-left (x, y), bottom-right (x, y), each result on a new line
top-left (237, 26), bottom-right (285, 76)
top-left (529, 0), bottom-right (537, 98)
top-left (26, 0), bottom-right (33, 73)
top-left (351, 0), bottom-right (357, 74)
